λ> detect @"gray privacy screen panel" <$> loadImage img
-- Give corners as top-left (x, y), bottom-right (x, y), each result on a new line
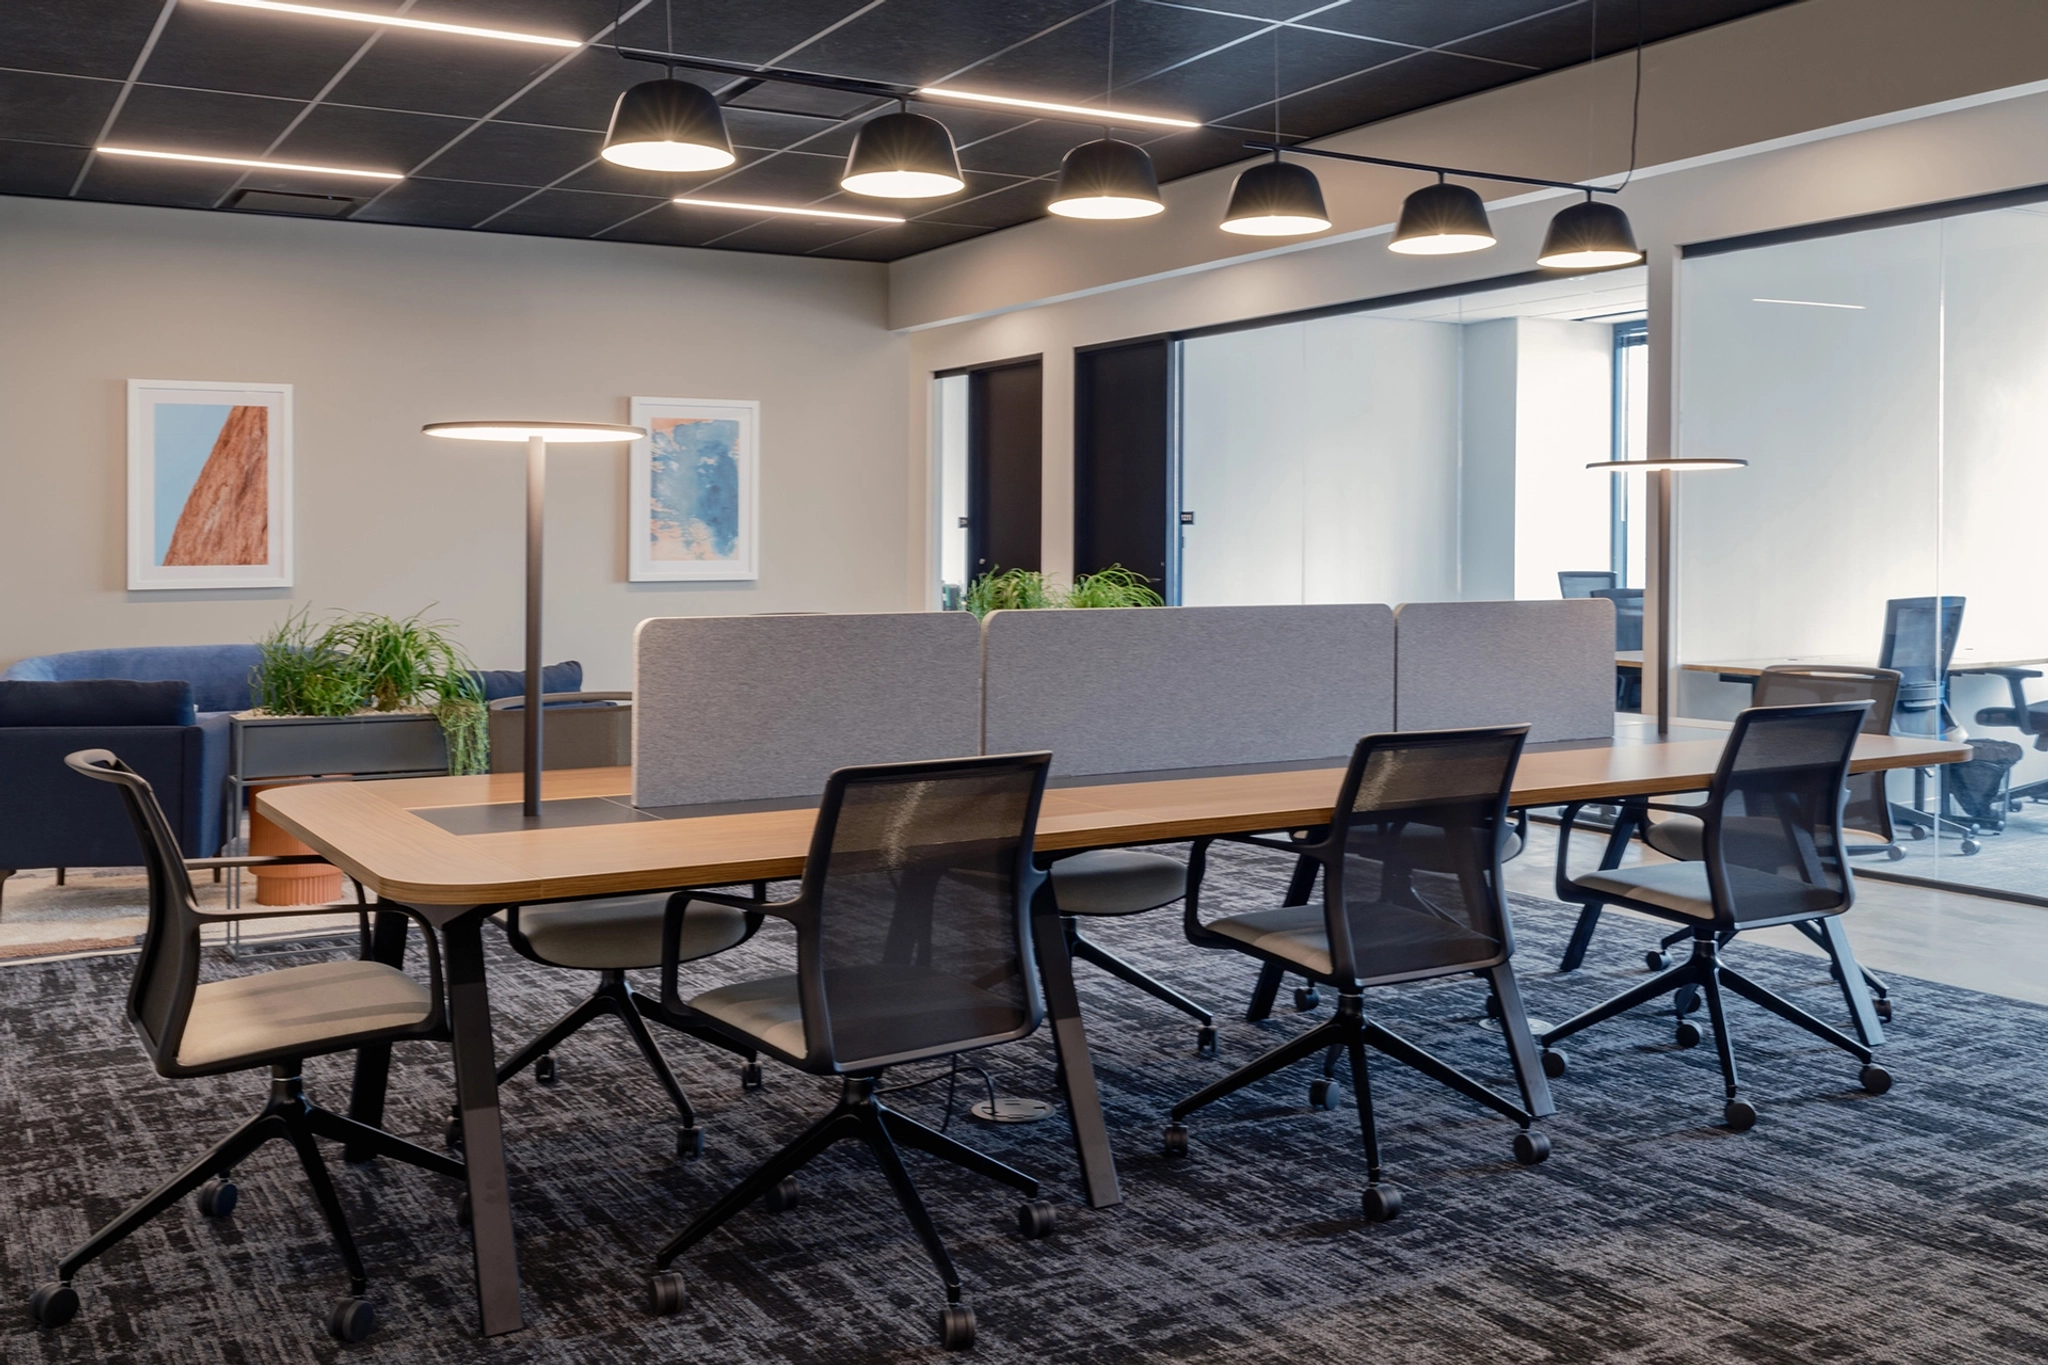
top-left (1393, 599), bottom-right (1615, 742)
top-left (633, 612), bottom-right (982, 807)
top-left (981, 605), bottom-right (1395, 777)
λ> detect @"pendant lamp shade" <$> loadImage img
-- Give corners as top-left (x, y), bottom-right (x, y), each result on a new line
top-left (841, 111), bottom-right (965, 198)
top-left (1220, 160), bottom-right (1330, 236)
top-left (1387, 180), bottom-right (1495, 255)
top-left (600, 78), bottom-right (735, 172)
top-left (1048, 138), bottom-right (1164, 219)
top-left (1538, 197), bottom-right (1644, 269)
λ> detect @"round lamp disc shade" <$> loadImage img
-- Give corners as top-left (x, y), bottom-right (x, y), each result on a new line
top-left (1388, 181), bottom-right (1495, 255)
top-left (842, 111), bottom-right (965, 198)
top-left (1220, 160), bottom-right (1330, 236)
top-left (601, 79), bottom-right (735, 173)
top-left (423, 421), bottom-right (646, 443)
top-left (1048, 138), bottom-right (1164, 219)
top-left (1585, 457), bottom-right (1748, 472)
top-left (1538, 198), bottom-right (1644, 269)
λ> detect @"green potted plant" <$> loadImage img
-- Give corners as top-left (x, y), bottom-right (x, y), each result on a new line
top-left (961, 564), bottom-right (1165, 618)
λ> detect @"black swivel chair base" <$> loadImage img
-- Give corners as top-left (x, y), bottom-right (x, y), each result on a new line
top-left (487, 969), bottom-right (759, 1162)
top-left (30, 1063), bottom-right (465, 1343)
top-left (1539, 931), bottom-right (1892, 1131)
top-left (647, 1074), bottom-right (1053, 1351)
top-left (1063, 917), bottom-right (1218, 1055)
top-left (1643, 922), bottom-right (1894, 1033)
top-left (1164, 992), bottom-right (1550, 1221)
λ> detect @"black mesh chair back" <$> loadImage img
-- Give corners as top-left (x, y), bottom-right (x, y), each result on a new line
top-left (1752, 666), bottom-right (1900, 846)
top-left (1877, 596), bottom-right (1964, 737)
top-left (1322, 726), bottom-right (1528, 988)
top-left (1559, 570), bottom-right (1617, 598)
top-left (1591, 587), bottom-right (1644, 650)
top-left (1702, 702), bottom-right (1867, 926)
top-left (796, 752), bottom-right (1050, 1073)
top-left (65, 749), bottom-right (205, 1070)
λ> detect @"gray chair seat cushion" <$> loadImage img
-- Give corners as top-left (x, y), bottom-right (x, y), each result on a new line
top-left (178, 960), bottom-right (430, 1069)
top-left (498, 895), bottom-right (749, 971)
top-left (1644, 814), bottom-right (1888, 863)
top-left (1574, 861), bottom-right (1844, 921)
top-left (1050, 848), bottom-right (1187, 916)
top-left (1204, 900), bottom-right (1497, 982)
top-left (690, 964), bottom-right (1024, 1067)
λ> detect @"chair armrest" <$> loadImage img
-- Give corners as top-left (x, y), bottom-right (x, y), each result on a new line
top-left (659, 889), bottom-right (793, 1015)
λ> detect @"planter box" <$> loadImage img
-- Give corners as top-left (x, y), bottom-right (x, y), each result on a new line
top-left (231, 712), bottom-right (448, 782)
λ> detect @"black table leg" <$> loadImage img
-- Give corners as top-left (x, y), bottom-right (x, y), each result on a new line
top-left (443, 911), bottom-right (525, 1336)
top-left (1557, 797), bottom-right (1648, 973)
top-left (344, 908), bottom-right (412, 1163)
top-left (1032, 905), bottom-right (1121, 1209)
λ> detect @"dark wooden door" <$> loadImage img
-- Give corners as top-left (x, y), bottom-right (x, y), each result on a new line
top-left (968, 359), bottom-right (1042, 577)
top-left (1073, 338), bottom-right (1171, 592)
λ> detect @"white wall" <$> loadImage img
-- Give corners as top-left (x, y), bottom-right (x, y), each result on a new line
top-left (1513, 320), bottom-right (1616, 600)
top-left (0, 197), bottom-right (909, 687)
top-left (1459, 320), bottom-right (1518, 601)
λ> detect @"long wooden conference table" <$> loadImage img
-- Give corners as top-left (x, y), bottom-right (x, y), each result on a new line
top-left (258, 718), bottom-right (1969, 1337)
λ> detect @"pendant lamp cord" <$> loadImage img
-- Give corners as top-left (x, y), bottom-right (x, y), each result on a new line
top-left (1617, 0), bottom-right (1643, 190)
top-left (1103, 0), bottom-right (1117, 138)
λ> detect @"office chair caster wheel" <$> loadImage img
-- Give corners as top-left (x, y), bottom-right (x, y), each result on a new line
top-left (765, 1177), bottom-right (799, 1213)
top-left (1675, 1021), bottom-right (1702, 1050)
top-left (938, 1302), bottom-right (976, 1351)
top-left (1885, 845), bottom-right (1906, 861)
top-left (1360, 1185), bottom-right (1402, 1223)
top-left (1874, 998), bottom-right (1894, 1022)
top-left (1674, 988), bottom-right (1701, 1016)
top-left (1907, 826), bottom-right (1928, 841)
top-left (1723, 1098), bottom-right (1759, 1131)
top-left (1512, 1129), bottom-right (1551, 1166)
top-left (1163, 1124), bottom-right (1189, 1159)
top-left (1961, 839), bottom-right (1981, 856)
top-left (534, 1054), bottom-right (557, 1086)
top-left (1196, 1025), bottom-right (1218, 1057)
top-left (648, 1271), bottom-right (688, 1317)
top-left (1645, 950), bottom-right (1669, 971)
top-left (29, 1282), bottom-right (78, 1330)
top-left (1293, 986), bottom-right (1321, 1012)
top-left (456, 1192), bottom-right (471, 1228)
top-left (1540, 1049), bottom-right (1568, 1079)
top-left (1308, 1078), bottom-right (1334, 1110)
top-left (1859, 1063), bottom-right (1893, 1095)
top-left (676, 1126), bottom-right (703, 1161)
top-left (1017, 1199), bottom-right (1055, 1239)
top-left (197, 1177), bottom-right (238, 1219)
top-left (740, 1062), bottom-right (764, 1092)
top-left (327, 1296), bottom-right (376, 1344)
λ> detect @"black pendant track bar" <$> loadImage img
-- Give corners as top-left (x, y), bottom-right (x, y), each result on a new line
top-left (615, 46), bottom-right (913, 103)
top-left (1242, 142), bottom-right (1621, 196)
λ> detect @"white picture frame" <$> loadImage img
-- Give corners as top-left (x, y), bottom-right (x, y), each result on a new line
top-left (127, 379), bottom-right (292, 590)
top-left (628, 396), bottom-right (759, 583)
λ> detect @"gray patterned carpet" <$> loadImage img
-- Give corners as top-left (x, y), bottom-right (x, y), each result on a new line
top-left (5, 841), bottom-right (2048, 1365)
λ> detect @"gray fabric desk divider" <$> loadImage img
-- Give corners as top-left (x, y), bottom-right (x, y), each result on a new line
top-left (632, 613), bottom-right (982, 807)
top-left (1393, 599), bottom-right (1615, 742)
top-left (981, 605), bottom-right (1396, 777)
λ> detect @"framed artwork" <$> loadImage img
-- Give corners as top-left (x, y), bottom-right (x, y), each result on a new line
top-left (628, 396), bottom-right (759, 582)
top-left (127, 379), bottom-right (292, 590)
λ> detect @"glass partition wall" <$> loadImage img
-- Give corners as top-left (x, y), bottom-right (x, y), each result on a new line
top-left (1676, 200), bottom-right (2048, 898)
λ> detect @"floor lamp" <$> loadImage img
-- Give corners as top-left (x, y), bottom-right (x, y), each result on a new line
top-left (423, 420), bottom-right (644, 817)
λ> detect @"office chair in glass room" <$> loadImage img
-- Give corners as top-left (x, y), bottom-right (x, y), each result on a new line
top-left (646, 753), bottom-right (1057, 1351)
top-left (1171, 727), bottom-right (1553, 1223)
top-left (1878, 595), bottom-right (1984, 851)
top-left (1559, 570), bottom-right (1618, 598)
top-left (1542, 703), bottom-right (1892, 1130)
top-left (30, 751), bottom-right (464, 1343)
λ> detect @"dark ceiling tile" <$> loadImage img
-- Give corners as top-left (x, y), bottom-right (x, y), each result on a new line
top-left (141, 1), bottom-right (366, 101)
top-left (0, 70), bottom-right (121, 145)
top-left (1271, 49), bottom-right (1524, 140)
top-left (915, 176), bottom-right (1052, 229)
top-left (269, 104), bottom-right (473, 174)
top-left (75, 152), bottom-right (243, 208)
top-left (1144, 125), bottom-right (1271, 183)
top-left (1448, 0), bottom-right (1794, 67)
top-left (950, 3), bottom-right (1261, 107)
top-left (595, 208), bottom-right (736, 248)
top-left (479, 187), bottom-right (667, 235)
top-left (1298, 0), bottom-right (1561, 50)
top-left (105, 84), bottom-right (303, 154)
top-left (0, 0), bottom-right (166, 80)
top-left (1121, 30), bottom-right (1418, 127)
top-left (489, 46), bottom-right (654, 133)
top-left (607, 1), bottom-right (877, 65)
top-left (348, 176), bottom-right (536, 228)
top-left (693, 212), bottom-right (903, 255)
top-left (793, 0), bottom-right (1106, 87)
top-left (687, 147), bottom-right (856, 202)
top-left (724, 81), bottom-right (876, 120)
top-left (0, 137), bottom-right (92, 196)
top-left (320, 37), bottom-right (567, 120)
top-left (724, 105), bottom-right (859, 154)
top-left (806, 219), bottom-right (988, 261)
top-left (953, 118), bottom-right (1111, 179)
top-left (412, 120), bottom-right (599, 185)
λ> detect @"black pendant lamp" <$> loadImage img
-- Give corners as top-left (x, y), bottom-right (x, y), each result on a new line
top-left (1220, 157), bottom-right (1329, 237)
top-left (841, 109), bottom-right (965, 198)
top-left (1538, 194), bottom-right (1644, 269)
top-left (601, 78), bottom-right (735, 172)
top-left (1048, 137), bottom-right (1163, 219)
top-left (1388, 176), bottom-right (1494, 255)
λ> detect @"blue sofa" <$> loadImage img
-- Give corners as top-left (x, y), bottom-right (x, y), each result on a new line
top-left (2, 644), bottom-right (264, 713)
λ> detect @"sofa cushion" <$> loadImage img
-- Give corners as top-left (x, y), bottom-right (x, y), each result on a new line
top-left (1, 645), bottom-right (262, 713)
top-left (0, 679), bottom-right (196, 727)
top-left (469, 661), bottom-right (581, 703)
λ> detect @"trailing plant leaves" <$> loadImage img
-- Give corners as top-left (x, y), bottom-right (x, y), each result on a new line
top-left (961, 564), bottom-right (1162, 617)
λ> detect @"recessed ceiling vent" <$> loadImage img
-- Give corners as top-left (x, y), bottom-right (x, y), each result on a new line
top-left (226, 188), bottom-right (359, 218)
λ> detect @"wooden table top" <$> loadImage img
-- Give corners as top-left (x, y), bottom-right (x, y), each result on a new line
top-left (1681, 651), bottom-right (2048, 679)
top-left (257, 723), bottom-right (1971, 908)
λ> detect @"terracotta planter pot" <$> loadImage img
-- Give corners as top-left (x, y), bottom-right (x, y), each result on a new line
top-left (245, 782), bottom-right (345, 905)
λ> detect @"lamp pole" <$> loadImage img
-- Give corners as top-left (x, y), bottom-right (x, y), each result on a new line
top-left (524, 435), bottom-right (546, 816)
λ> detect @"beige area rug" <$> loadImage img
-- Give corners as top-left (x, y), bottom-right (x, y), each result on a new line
top-left (0, 866), bottom-right (357, 962)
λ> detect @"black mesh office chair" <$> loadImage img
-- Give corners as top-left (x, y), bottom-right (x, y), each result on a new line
top-left (646, 753), bottom-right (1056, 1352)
top-left (1961, 664), bottom-right (2048, 805)
top-left (1592, 587), bottom-right (1644, 650)
top-left (1878, 595), bottom-right (1982, 850)
top-left (1559, 570), bottom-right (1617, 598)
top-left (30, 751), bottom-right (465, 1343)
top-left (1169, 727), bottom-right (1553, 1223)
top-left (1045, 848), bottom-right (1214, 1052)
top-left (1541, 703), bottom-right (1892, 1130)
